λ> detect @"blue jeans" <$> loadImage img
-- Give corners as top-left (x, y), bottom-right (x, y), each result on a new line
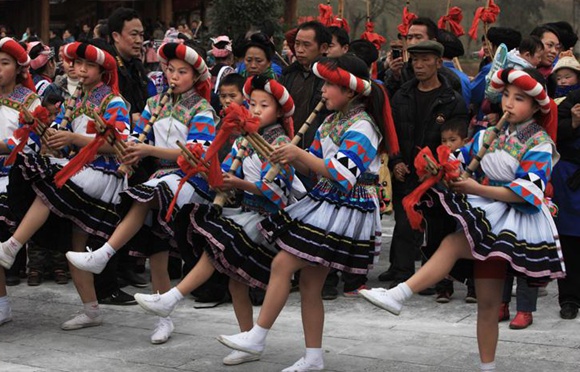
top-left (502, 275), bottom-right (538, 312)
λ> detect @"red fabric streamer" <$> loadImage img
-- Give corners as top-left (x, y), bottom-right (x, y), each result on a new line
top-left (380, 84), bottom-right (400, 156)
top-left (317, 4), bottom-right (335, 26)
top-left (468, 0), bottom-right (500, 40)
top-left (6, 106), bottom-right (51, 165)
top-left (164, 143), bottom-right (207, 222)
top-left (403, 146), bottom-right (460, 231)
top-left (54, 114), bottom-right (124, 188)
top-left (203, 102), bottom-right (261, 188)
top-left (438, 6), bottom-right (465, 37)
top-left (361, 21), bottom-right (387, 51)
top-left (330, 17), bottom-right (350, 33)
top-left (397, 6), bottom-right (418, 37)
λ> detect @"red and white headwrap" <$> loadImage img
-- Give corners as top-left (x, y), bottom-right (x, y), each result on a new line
top-left (312, 60), bottom-right (372, 96)
top-left (63, 42), bottom-right (119, 95)
top-left (27, 41), bottom-right (54, 71)
top-left (0, 37), bottom-right (35, 92)
top-left (243, 74), bottom-right (295, 137)
top-left (489, 68), bottom-right (557, 141)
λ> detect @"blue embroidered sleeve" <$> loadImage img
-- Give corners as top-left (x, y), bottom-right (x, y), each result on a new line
top-left (187, 108), bottom-right (216, 150)
top-left (132, 100), bottom-right (154, 144)
top-left (103, 97), bottom-right (130, 140)
top-left (256, 136), bottom-right (294, 208)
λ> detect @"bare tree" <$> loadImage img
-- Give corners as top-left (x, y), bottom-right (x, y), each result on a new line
top-left (346, 0), bottom-right (398, 40)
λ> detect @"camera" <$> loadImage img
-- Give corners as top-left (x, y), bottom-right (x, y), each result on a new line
top-left (391, 48), bottom-right (402, 59)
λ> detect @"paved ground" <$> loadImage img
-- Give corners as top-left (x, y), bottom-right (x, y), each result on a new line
top-left (1, 216), bottom-right (579, 372)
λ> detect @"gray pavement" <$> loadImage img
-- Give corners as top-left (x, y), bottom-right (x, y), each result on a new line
top-left (1, 216), bottom-right (579, 371)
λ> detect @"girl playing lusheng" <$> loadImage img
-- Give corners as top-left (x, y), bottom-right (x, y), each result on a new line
top-left (134, 74), bottom-right (305, 366)
top-left (218, 54), bottom-right (399, 371)
top-left (0, 41), bottom-right (130, 329)
top-left (65, 41), bottom-right (217, 344)
top-left (360, 68), bottom-right (565, 372)
top-left (0, 37), bottom-right (40, 326)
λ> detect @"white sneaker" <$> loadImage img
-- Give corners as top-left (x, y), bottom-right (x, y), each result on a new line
top-left (66, 248), bottom-right (107, 274)
top-left (0, 305), bottom-right (12, 326)
top-left (61, 313), bottom-right (103, 330)
top-left (217, 332), bottom-right (265, 355)
top-left (150, 317), bottom-right (174, 344)
top-left (223, 350), bottom-right (261, 365)
top-left (0, 242), bottom-right (16, 269)
top-left (135, 293), bottom-right (177, 318)
top-left (359, 288), bottom-right (403, 315)
top-left (281, 357), bottom-right (324, 372)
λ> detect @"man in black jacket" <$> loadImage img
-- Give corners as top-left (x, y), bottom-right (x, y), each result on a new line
top-left (379, 41), bottom-right (468, 286)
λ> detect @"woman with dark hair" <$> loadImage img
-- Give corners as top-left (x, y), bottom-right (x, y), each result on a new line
top-left (530, 25), bottom-right (562, 79)
top-left (237, 32), bottom-right (279, 79)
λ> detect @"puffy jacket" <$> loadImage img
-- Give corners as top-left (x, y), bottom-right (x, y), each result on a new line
top-left (390, 74), bottom-right (468, 195)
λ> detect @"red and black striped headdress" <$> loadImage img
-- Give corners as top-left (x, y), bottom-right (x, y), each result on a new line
top-left (0, 37), bottom-right (35, 92)
top-left (63, 42), bottom-right (119, 95)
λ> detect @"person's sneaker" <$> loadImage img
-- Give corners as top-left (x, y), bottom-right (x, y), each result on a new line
top-left (66, 249), bottom-right (107, 274)
top-left (560, 303), bottom-right (579, 320)
top-left (5, 275), bottom-right (20, 286)
top-left (464, 287), bottom-right (477, 303)
top-left (27, 271), bottom-right (42, 286)
top-left (498, 302), bottom-right (510, 322)
top-left (281, 357), bottom-right (324, 372)
top-left (0, 242), bottom-right (16, 269)
top-left (222, 350), bottom-right (261, 365)
top-left (343, 285), bottom-right (367, 298)
top-left (359, 288), bottom-right (402, 315)
top-left (150, 317), bottom-right (174, 344)
top-left (135, 292), bottom-right (178, 318)
top-left (378, 268), bottom-right (396, 282)
top-left (0, 305), bottom-right (12, 326)
top-left (53, 270), bottom-right (69, 285)
top-left (509, 311), bottom-right (533, 329)
top-left (418, 286), bottom-right (436, 296)
top-left (217, 332), bottom-right (265, 355)
top-left (321, 285), bottom-right (338, 300)
top-left (98, 289), bottom-right (137, 306)
top-left (435, 291), bottom-right (452, 303)
top-left (61, 313), bottom-right (103, 330)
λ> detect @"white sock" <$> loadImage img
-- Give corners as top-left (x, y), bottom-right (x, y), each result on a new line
top-left (389, 282), bottom-right (413, 303)
top-left (0, 295), bottom-right (9, 306)
top-left (83, 301), bottom-right (100, 319)
top-left (166, 287), bottom-right (184, 302)
top-left (97, 243), bottom-right (116, 262)
top-left (481, 361), bottom-right (496, 371)
top-left (3, 237), bottom-right (23, 256)
top-left (247, 324), bottom-right (269, 345)
top-left (304, 348), bottom-right (324, 366)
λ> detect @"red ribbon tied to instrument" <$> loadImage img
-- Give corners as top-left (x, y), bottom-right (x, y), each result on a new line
top-left (54, 113), bottom-right (125, 188)
top-left (402, 145), bottom-right (461, 231)
top-left (204, 102), bottom-right (261, 189)
top-left (361, 21), bottom-right (387, 50)
top-left (438, 6), bottom-right (465, 37)
top-left (6, 106), bottom-right (51, 165)
top-left (317, 4), bottom-right (335, 27)
top-left (468, 0), bottom-right (500, 40)
top-left (397, 6), bottom-right (418, 37)
top-left (164, 143), bottom-right (207, 222)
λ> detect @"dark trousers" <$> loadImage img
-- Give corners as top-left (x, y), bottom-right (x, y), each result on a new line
top-left (324, 269), bottom-right (368, 292)
top-left (558, 235), bottom-right (580, 307)
top-left (502, 275), bottom-right (538, 312)
top-left (388, 194), bottom-right (423, 281)
top-left (27, 241), bottom-right (67, 273)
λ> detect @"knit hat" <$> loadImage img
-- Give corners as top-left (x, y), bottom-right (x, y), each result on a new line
top-left (157, 42), bottom-right (211, 100)
top-left (0, 37), bottom-right (35, 92)
top-left (553, 55), bottom-right (580, 74)
top-left (63, 42), bottom-right (119, 95)
top-left (486, 27), bottom-right (522, 51)
top-left (437, 29), bottom-right (464, 59)
top-left (211, 35), bottom-right (232, 58)
top-left (27, 41), bottom-right (54, 71)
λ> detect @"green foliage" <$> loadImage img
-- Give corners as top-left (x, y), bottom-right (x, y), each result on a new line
top-left (210, 0), bottom-right (282, 41)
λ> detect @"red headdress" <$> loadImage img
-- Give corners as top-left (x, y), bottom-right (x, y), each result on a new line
top-left (312, 59), bottom-right (399, 156)
top-left (489, 68), bottom-right (557, 141)
top-left (63, 42), bottom-right (119, 95)
top-left (0, 37), bottom-right (35, 92)
top-left (468, 0), bottom-right (500, 40)
top-left (157, 42), bottom-right (211, 101)
top-left (438, 6), bottom-right (465, 37)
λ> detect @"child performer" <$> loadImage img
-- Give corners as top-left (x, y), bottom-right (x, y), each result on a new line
top-left (66, 41), bottom-right (217, 344)
top-left (0, 37), bottom-right (40, 325)
top-left (134, 74), bottom-right (304, 365)
top-left (360, 68), bottom-right (564, 372)
top-left (0, 41), bottom-right (130, 329)
top-left (218, 54), bottom-right (399, 371)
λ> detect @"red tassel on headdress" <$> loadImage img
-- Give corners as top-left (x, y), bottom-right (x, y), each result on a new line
top-left (54, 114), bottom-right (124, 188)
top-left (6, 106), bottom-right (50, 165)
top-left (541, 99), bottom-right (558, 143)
top-left (438, 6), bottom-right (465, 37)
top-left (397, 6), bottom-right (418, 37)
top-left (164, 143), bottom-right (207, 222)
top-left (204, 102), bottom-right (261, 188)
top-left (468, 0), bottom-right (500, 40)
top-left (403, 146), bottom-right (460, 231)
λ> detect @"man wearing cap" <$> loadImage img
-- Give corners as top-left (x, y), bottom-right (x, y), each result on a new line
top-left (381, 40), bottom-right (467, 287)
